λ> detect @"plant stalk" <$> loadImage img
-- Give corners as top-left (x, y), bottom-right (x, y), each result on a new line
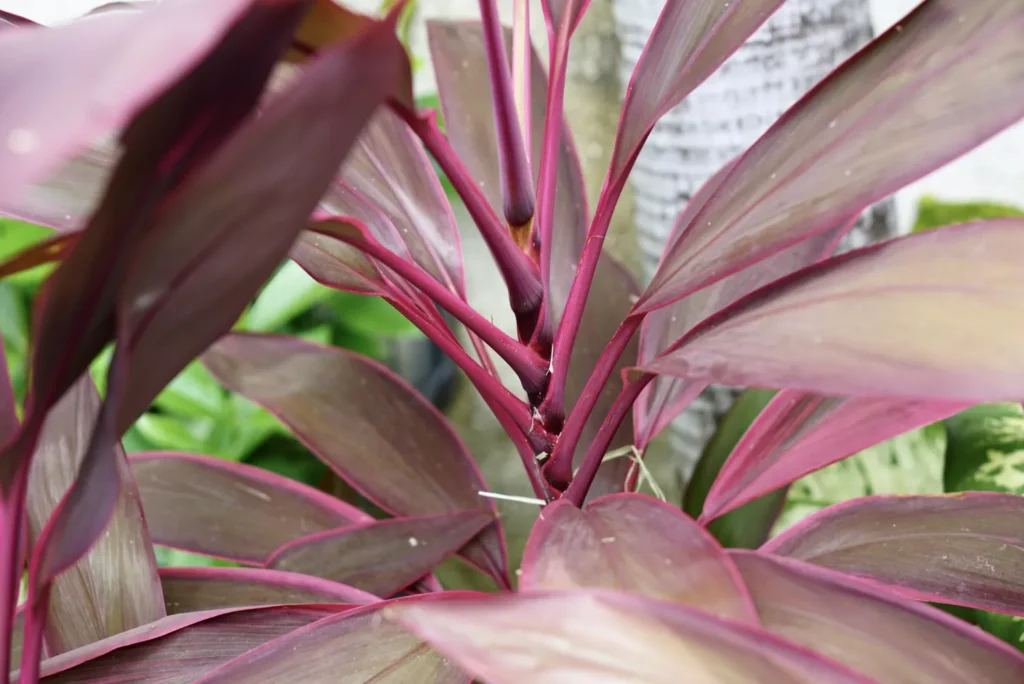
top-left (545, 312), bottom-right (640, 486)
top-left (0, 465), bottom-right (29, 684)
top-left (511, 0), bottom-right (531, 166)
top-left (395, 107), bottom-right (544, 338)
top-left (563, 373), bottom-right (652, 507)
top-left (331, 227), bottom-right (549, 396)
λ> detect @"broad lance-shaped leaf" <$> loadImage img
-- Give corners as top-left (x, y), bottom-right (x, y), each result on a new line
top-left (130, 452), bottom-right (370, 565)
top-left (762, 493), bottom-right (1024, 617)
top-left (0, 0), bottom-right (257, 209)
top-left (637, 0), bottom-right (1024, 314)
top-left (606, 0), bottom-right (780, 188)
top-left (427, 20), bottom-right (587, 321)
top-left (944, 403), bottom-right (1024, 495)
top-left (700, 389), bottom-right (968, 522)
top-left (564, 254), bottom-right (639, 498)
top-left (160, 567), bottom-right (377, 614)
top-left (203, 333), bottom-right (509, 587)
top-left (393, 589), bottom-right (869, 684)
top-left (642, 220), bottom-right (1024, 401)
top-left (267, 511), bottom-right (494, 598)
top-left (23, 604), bottom-right (346, 683)
top-left (26, 375), bottom-right (164, 655)
top-left (520, 493), bottom-right (757, 623)
top-left (731, 551), bottom-right (1024, 682)
top-left (193, 597), bottom-right (470, 683)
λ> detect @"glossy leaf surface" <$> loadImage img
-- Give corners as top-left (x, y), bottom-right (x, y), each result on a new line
top-left (638, 0), bottom-right (1024, 313)
top-left (763, 493), bottom-right (1024, 617)
top-left (643, 220), bottom-right (1024, 402)
top-left (732, 551), bottom-right (1024, 683)
top-left (197, 598), bottom-right (467, 683)
top-left (268, 511), bottom-right (493, 598)
top-left (394, 589), bottom-right (868, 684)
top-left (130, 452), bottom-right (369, 565)
top-left (520, 494), bottom-right (756, 623)
top-left (29, 605), bottom-right (342, 683)
top-left (203, 333), bottom-right (507, 586)
top-left (701, 389), bottom-right (967, 522)
top-left (160, 566), bottom-right (376, 614)
top-left (608, 0), bottom-right (781, 184)
top-left (26, 376), bottom-right (164, 654)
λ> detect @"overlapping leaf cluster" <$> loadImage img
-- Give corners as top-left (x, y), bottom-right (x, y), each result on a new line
top-left (0, 0), bottom-right (1023, 682)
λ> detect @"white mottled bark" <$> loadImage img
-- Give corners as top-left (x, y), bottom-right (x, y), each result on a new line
top-left (612, 0), bottom-right (899, 472)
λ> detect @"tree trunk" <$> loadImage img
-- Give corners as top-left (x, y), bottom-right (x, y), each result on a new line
top-left (612, 0), bottom-right (899, 476)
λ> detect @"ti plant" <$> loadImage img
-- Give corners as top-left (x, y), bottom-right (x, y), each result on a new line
top-left (0, 0), bottom-right (1023, 682)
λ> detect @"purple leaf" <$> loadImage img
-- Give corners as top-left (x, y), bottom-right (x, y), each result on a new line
top-left (194, 597), bottom-right (470, 683)
top-left (700, 390), bottom-right (967, 522)
top-left (203, 333), bottom-right (509, 588)
top-left (730, 550), bottom-right (1024, 682)
top-left (9, 605), bottom-right (25, 670)
top-left (635, 163), bottom-right (848, 446)
top-left (267, 511), bottom-right (494, 598)
top-left (0, 0), bottom-right (258, 210)
top-left (426, 19), bottom-right (587, 321)
top-left (637, 0), bottom-right (1024, 314)
top-left (762, 492), bottom-right (1024, 617)
top-left (26, 376), bottom-right (164, 655)
top-left (130, 451), bottom-right (369, 565)
top-left (291, 225), bottom-right (387, 296)
top-left (26, 604), bottom-right (346, 683)
top-left (520, 494), bottom-right (757, 623)
top-left (540, 0), bottom-right (590, 38)
top-left (642, 220), bottom-right (1024, 401)
top-left (0, 232), bottom-right (78, 280)
top-left (160, 566), bottom-right (377, 614)
top-left (563, 254), bottom-right (639, 498)
top-left (607, 1), bottom-right (781, 189)
top-left (0, 10), bottom-right (37, 27)
top-left (392, 588), bottom-right (870, 684)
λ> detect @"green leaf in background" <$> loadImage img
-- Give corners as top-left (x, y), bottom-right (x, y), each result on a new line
top-left (134, 412), bottom-right (212, 454)
top-left (977, 612), bottom-right (1024, 653)
top-left (684, 389), bottom-right (784, 549)
top-left (152, 362), bottom-right (225, 419)
top-left (154, 546), bottom-right (239, 569)
top-left (0, 219), bottom-right (55, 286)
top-left (912, 196), bottom-right (1024, 233)
top-left (327, 291), bottom-right (420, 338)
top-left (243, 260), bottom-right (331, 333)
top-left (246, 435), bottom-right (329, 489)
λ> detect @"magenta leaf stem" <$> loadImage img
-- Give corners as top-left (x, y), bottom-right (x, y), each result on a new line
top-left (0, 466), bottom-right (30, 680)
top-left (546, 312), bottom-right (641, 487)
top-left (562, 373), bottom-right (652, 507)
top-left (395, 106), bottom-right (543, 338)
top-left (477, 0), bottom-right (535, 241)
top-left (321, 221), bottom-right (549, 395)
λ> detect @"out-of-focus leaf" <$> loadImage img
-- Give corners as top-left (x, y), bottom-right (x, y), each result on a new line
top-left (519, 494), bottom-right (757, 623)
top-left (0, 0), bottom-right (258, 211)
top-left (130, 451), bottom-right (370, 565)
top-left (9, 605), bottom-right (25, 670)
top-left (642, 220), bottom-right (1024, 401)
top-left (243, 260), bottom-right (328, 333)
top-left (160, 566), bottom-right (377, 614)
top-left (913, 196), bottom-right (1024, 234)
top-left (978, 612), bottom-right (1024, 655)
top-left (944, 403), bottom-right (1024, 494)
top-left (393, 588), bottom-right (869, 684)
top-left (26, 375), bottom-right (164, 655)
top-left (28, 604), bottom-right (344, 683)
top-left (268, 510), bottom-right (493, 598)
top-left (150, 362), bottom-right (224, 420)
top-left (0, 341), bottom-right (17, 440)
top-left (540, 0), bottom-right (589, 37)
top-left (427, 20), bottom-right (587, 321)
top-left (133, 412), bottom-right (208, 453)
top-left (701, 390), bottom-right (967, 522)
top-left (194, 598), bottom-right (468, 683)
top-left (0, 10), bottom-right (36, 27)
top-left (564, 255), bottom-right (639, 499)
top-left (0, 219), bottom-right (60, 285)
top-left (732, 550), bottom-right (1024, 682)
top-left (287, 0), bottom-right (370, 62)
top-left (328, 291), bottom-right (419, 338)
top-left (637, 0), bottom-right (1024, 314)
top-left (762, 492), bottom-right (1024, 617)
top-left (684, 389), bottom-right (781, 549)
top-left (607, 1), bottom-right (780, 187)
top-left (203, 333), bottom-right (508, 587)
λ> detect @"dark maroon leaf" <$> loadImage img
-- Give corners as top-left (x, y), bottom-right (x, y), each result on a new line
top-left (195, 597), bottom-right (470, 683)
top-left (520, 494), bottom-right (757, 623)
top-left (762, 492), bottom-right (1024, 617)
top-left (203, 333), bottom-right (509, 587)
top-left (268, 510), bottom-right (494, 597)
top-left (130, 451), bottom-right (369, 565)
top-left (0, 232), bottom-right (79, 280)
top-left (27, 604), bottom-right (346, 683)
top-left (160, 566), bottom-right (376, 614)
top-left (26, 376), bottom-right (163, 655)
top-left (731, 550), bottom-right (1024, 681)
